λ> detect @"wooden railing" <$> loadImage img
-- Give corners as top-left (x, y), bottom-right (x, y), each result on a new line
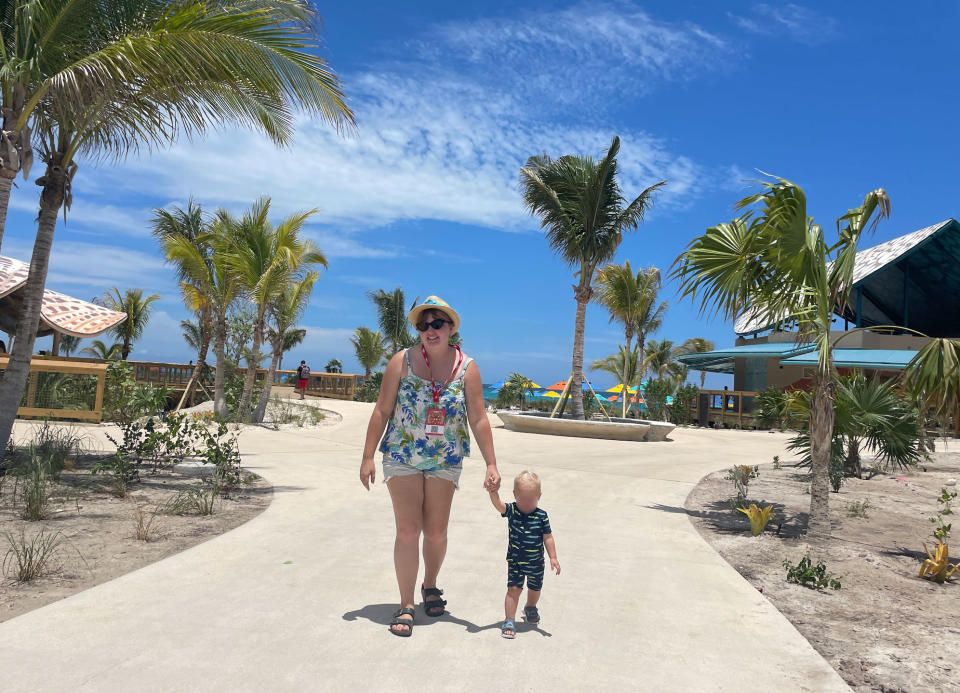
top-left (695, 389), bottom-right (759, 429)
top-left (1, 355), bottom-right (107, 422)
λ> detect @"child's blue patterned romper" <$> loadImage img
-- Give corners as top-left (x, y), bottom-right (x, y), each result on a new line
top-left (502, 502), bottom-right (552, 591)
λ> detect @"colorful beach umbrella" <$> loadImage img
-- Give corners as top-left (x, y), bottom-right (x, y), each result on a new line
top-left (540, 391), bottom-right (561, 399)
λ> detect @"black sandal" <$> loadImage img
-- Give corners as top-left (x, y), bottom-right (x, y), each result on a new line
top-left (421, 585), bottom-right (447, 617)
top-left (389, 607), bottom-right (415, 637)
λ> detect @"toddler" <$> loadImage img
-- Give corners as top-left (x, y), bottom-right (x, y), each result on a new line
top-left (488, 471), bottom-right (560, 639)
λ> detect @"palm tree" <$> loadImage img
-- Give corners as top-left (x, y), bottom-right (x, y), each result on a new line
top-left (59, 334), bottom-right (80, 358)
top-left (368, 287), bottom-right (415, 354)
top-left (643, 339), bottom-right (678, 380)
top-left (520, 136), bottom-right (665, 419)
top-left (221, 198), bottom-right (326, 422)
top-left (252, 273), bottom-right (318, 423)
top-left (278, 329), bottom-right (307, 372)
top-left (181, 319), bottom-right (205, 354)
top-left (0, 0), bottom-right (355, 448)
top-left (351, 327), bottom-right (386, 378)
top-left (678, 338), bottom-right (715, 388)
top-left (102, 288), bottom-right (161, 360)
top-left (506, 372), bottom-right (537, 411)
top-left (672, 174), bottom-right (890, 536)
top-left (594, 262), bottom-right (665, 416)
top-left (325, 359), bottom-right (342, 373)
top-left (590, 345), bottom-right (642, 415)
top-left (81, 340), bottom-right (122, 361)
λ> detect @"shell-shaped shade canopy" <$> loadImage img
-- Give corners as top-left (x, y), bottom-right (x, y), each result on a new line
top-left (0, 255), bottom-right (126, 337)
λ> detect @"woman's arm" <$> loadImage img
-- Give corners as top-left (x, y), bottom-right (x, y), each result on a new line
top-left (359, 351), bottom-right (405, 490)
top-left (463, 360), bottom-right (501, 491)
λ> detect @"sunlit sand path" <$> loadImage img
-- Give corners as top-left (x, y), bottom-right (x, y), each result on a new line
top-left (0, 400), bottom-right (848, 691)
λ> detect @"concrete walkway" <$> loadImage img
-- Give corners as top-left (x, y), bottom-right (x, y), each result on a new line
top-left (1, 400), bottom-right (849, 692)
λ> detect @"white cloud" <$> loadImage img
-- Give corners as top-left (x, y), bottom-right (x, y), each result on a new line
top-left (729, 4), bottom-right (839, 45)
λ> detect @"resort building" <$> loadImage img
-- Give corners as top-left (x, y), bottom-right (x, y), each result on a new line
top-left (677, 219), bottom-right (960, 426)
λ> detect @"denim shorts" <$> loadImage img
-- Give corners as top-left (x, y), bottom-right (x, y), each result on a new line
top-left (382, 457), bottom-right (461, 490)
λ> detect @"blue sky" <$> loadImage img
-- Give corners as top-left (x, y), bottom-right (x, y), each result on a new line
top-left (4, 1), bottom-right (960, 388)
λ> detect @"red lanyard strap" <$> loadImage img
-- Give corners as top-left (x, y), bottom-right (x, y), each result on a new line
top-left (421, 344), bottom-right (463, 403)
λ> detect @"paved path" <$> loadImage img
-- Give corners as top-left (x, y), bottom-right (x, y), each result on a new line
top-left (1, 401), bottom-right (849, 692)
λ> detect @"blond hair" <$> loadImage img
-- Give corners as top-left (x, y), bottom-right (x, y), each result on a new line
top-left (514, 470), bottom-right (541, 492)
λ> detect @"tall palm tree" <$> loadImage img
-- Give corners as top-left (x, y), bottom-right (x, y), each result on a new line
top-left (590, 345), bottom-right (642, 414)
top-left (672, 174), bottom-right (890, 536)
top-left (102, 288), bottom-right (161, 360)
top-left (325, 359), bottom-right (342, 373)
top-left (161, 220), bottom-right (241, 419)
top-left (506, 372), bottom-right (537, 411)
top-left (643, 339), bottom-right (678, 380)
top-left (221, 198), bottom-right (326, 422)
top-left (278, 329), bottom-right (307, 372)
top-left (0, 0), bottom-right (355, 449)
top-left (520, 136), bottom-right (665, 419)
top-left (594, 262), bottom-right (665, 416)
top-left (367, 287), bottom-right (415, 354)
top-left (678, 337), bottom-right (715, 388)
top-left (80, 339), bottom-right (122, 361)
top-left (153, 201), bottom-right (213, 407)
top-left (253, 272), bottom-right (318, 423)
top-left (351, 327), bottom-right (386, 378)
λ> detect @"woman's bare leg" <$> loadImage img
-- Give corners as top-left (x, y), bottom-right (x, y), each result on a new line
top-left (422, 477), bottom-right (456, 594)
top-left (386, 474), bottom-right (425, 633)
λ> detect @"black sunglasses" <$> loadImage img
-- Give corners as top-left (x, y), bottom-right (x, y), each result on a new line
top-left (416, 318), bottom-right (451, 332)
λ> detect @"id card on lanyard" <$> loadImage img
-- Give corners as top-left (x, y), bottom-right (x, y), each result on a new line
top-left (422, 345), bottom-right (462, 437)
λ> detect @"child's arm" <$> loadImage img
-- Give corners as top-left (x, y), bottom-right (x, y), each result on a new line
top-left (544, 534), bottom-right (560, 575)
top-left (488, 489), bottom-right (507, 514)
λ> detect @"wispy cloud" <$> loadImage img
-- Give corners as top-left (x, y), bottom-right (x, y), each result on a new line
top-left (729, 4), bottom-right (839, 45)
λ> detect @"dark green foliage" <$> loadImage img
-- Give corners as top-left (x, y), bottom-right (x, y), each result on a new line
top-left (755, 387), bottom-right (791, 429)
top-left (92, 452), bottom-right (139, 497)
top-left (354, 371), bottom-right (383, 403)
top-left (783, 555), bottom-right (841, 590)
top-left (644, 378), bottom-right (673, 421)
top-left (670, 384), bottom-right (699, 425)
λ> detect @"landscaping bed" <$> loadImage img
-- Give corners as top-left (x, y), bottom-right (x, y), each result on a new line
top-left (685, 445), bottom-right (960, 692)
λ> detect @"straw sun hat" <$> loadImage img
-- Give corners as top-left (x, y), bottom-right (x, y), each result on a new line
top-left (407, 296), bottom-right (460, 333)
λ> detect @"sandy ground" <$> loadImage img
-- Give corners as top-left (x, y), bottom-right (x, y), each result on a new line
top-left (0, 447), bottom-right (272, 623)
top-left (685, 441), bottom-right (960, 692)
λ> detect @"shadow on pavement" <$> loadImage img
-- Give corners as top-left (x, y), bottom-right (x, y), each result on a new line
top-left (342, 604), bottom-right (551, 636)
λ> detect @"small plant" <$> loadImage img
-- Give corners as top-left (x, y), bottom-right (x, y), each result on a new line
top-left (726, 464), bottom-right (758, 507)
top-left (160, 483), bottom-right (218, 516)
top-left (3, 527), bottom-right (65, 582)
top-left (21, 445), bottom-right (51, 520)
top-left (133, 506), bottom-right (161, 542)
top-left (736, 503), bottom-right (773, 535)
top-left (783, 555), bottom-right (841, 590)
top-left (772, 455), bottom-right (781, 470)
top-left (92, 452), bottom-right (139, 498)
top-left (191, 410), bottom-right (215, 422)
top-left (918, 487), bottom-right (960, 584)
top-left (847, 499), bottom-right (871, 518)
top-left (930, 486), bottom-right (956, 543)
top-left (201, 422), bottom-right (243, 492)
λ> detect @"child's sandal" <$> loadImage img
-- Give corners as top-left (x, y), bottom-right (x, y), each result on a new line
top-left (500, 619), bottom-right (516, 639)
top-left (522, 605), bottom-right (540, 624)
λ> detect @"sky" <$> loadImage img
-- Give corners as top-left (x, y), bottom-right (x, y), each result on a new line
top-left (4, 1), bottom-right (960, 389)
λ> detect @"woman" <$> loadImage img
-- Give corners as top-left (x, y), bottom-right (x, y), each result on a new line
top-left (360, 296), bottom-right (501, 637)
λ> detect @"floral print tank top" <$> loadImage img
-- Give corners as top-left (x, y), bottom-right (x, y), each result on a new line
top-left (379, 349), bottom-right (472, 471)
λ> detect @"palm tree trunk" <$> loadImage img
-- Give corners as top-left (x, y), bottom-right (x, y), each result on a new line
top-left (121, 337), bottom-right (131, 361)
top-left (213, 314), bottom-right (228, 419)
top-left (845, 437), bottom-right (861, 478)
top-left (252, 341), bottom-right (280, 423)
top-left (0, 157), bottom-right (67, 451)
top-left (239, 315), bottom-right (265, 422)
top-left (621, 333), bottom-right (633, 419)
top-left (177, 325), bottom-right (210, 411)
top-left (808, 368), bottom-right (835, 537)
top-left (0, 175), bottom-right (14, 251)
top-left (569, 281), bottom-right (592, 420)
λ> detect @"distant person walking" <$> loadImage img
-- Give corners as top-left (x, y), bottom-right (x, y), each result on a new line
top-left (360, 296), bottom-right (502, 637)
top-left (296, 360), bottom-right (310, 400)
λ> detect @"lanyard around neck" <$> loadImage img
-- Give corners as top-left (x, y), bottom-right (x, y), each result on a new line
top-left (421, 344), bottom-right (463, 404)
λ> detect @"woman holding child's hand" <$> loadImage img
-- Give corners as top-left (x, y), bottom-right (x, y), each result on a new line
top-left (359, 296), bottom-right (501, 637)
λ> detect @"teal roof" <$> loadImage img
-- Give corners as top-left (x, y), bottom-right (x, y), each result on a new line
top-left (677, 342), bottom-right (815, 374)
top-left (780, 348), bottom-right (918, 370)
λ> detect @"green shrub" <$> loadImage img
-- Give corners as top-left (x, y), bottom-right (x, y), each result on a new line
top-left (783, 555), bottom-right (841, 590)
top-left (846, 499), bottom-right (871, 518)
top-left (644, 379), bottom-right (673, 422)
top-left (755, 387), bottom-right (791, 429)
top-left (669, 384), bottom-right (699, 425)
top-left (354, 371), bottom-right (383, 403)
top-left (92, 452), bottom-right (139, 498)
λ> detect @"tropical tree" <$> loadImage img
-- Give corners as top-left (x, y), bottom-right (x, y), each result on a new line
top-left (101, 288), bottom-right (160, 360)
top-left (903, 338), bottom-right (960, 435)
top-left (180, 319), bottom-right (207, 355)
top-left (506, 372), bottom-right (537, 411)
top-left (278, 329), bottom-right (306, 371)
top-left (643, 339), bottom-right (678, 381)
top-left (253, 273), bottom-right (318, 423)
top-left (0, 0), bottom-right (355, 449)
top-left (594, 262), bottom-right (665, 416)
top-left (59, 334), bottom-right (80, 357)
top-left (678, 337), bottom-right (715, 388)
top-left (672, 175), bottom-right (891, 536)
top-left (221, 198), bottom-right (326, 422)
top-left (520, 136), bottom-right (665, 419)
top-left (325, 358), bottom-right (342, 373)
top-left (80, 340), bottom-right (122, 361)
top-left (368, 287), bottom-right (415, 354)
top-left (590, 345), bottom-right (642, 414)
top-left (351, 327), bottom-right (387, 378)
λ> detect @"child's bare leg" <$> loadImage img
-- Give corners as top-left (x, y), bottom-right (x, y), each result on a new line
top-left (525, 589), bottom-right (541, 608)
top-left (504, 586), bottom-right (522, 624)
